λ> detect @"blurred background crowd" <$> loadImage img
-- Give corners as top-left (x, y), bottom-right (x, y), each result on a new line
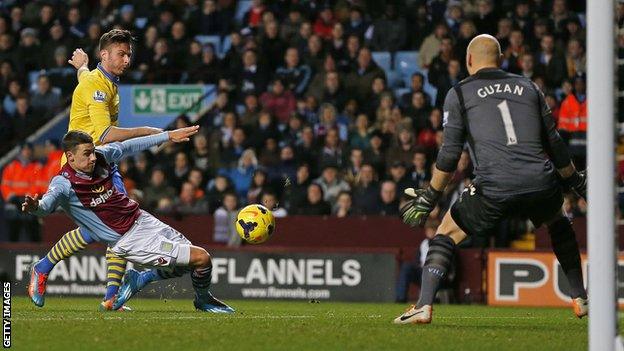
top-left (0, 0), bottom-right (602, 245)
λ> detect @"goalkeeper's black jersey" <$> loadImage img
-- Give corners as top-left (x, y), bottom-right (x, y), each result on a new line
top-left (435, 68), bottom-right (571, 198)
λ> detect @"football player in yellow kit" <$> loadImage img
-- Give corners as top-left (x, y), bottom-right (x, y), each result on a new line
top-left (28, 29), bottom-right (162, 311)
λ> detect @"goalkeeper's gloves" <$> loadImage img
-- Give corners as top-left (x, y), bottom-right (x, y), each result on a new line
top-left (562, 170), bottom-right (586, 200)
top-left (399, 186), bottom-right (443, 227)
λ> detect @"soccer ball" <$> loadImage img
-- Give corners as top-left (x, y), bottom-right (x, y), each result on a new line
top-left (235, 204), bottom-right (275, 244)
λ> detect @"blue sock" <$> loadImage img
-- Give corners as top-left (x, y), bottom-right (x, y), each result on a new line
top-left (139, 269), bottom-right (162, 286)
top-left (34, 257), bottom-right (55, 274)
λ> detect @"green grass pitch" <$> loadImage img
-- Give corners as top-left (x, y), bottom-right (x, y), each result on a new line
top-left (11, 297), bottom-right (595, 351)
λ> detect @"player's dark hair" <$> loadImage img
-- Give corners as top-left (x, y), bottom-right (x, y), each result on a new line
top-left (99, 29), bottom-right (134, 51)
top-left (62, 130), bottom-right (93, 152)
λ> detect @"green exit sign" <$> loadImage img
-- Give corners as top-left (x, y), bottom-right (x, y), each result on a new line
top-left (132, 86), bottom-right (204, 115)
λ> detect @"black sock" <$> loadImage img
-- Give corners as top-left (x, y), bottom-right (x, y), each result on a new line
top-left (191, 265), bottom-right (213, 296)
top-left (416, 235), bottom-right (456, 308)
top-left (155, 266), bottom-right (190, 279)
top-left (548, 217), bottom-right (587, 299)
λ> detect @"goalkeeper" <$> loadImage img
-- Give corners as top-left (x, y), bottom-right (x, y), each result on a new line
top-left (394, 35), bottom-right (587, 324)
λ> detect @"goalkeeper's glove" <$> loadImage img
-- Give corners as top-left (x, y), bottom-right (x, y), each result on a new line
top-left (399, 186), bottom-right (443, 227)
top-left (562, 170), bottom-right (586, 200)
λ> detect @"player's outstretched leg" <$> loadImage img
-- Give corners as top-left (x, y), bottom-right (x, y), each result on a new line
top-left (101, 167), bottom-right (132, 311)
top-left (28, 227), bottom-right (92, 307)
top-left (394, 234), bottom-right (456, 324)
top-left (548, 215), bottom-right (588, 318)
top-left (100, 248), bottom-right (132, 311)
top-left (112, 266), bottom-right (189, 310)
top-left (190, 248), bottom-right (234, 313)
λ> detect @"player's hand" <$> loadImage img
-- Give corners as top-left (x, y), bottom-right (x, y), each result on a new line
top-left (168, 125), bottom-right (199, 143)
top-left (68, 48), bottom-right (88, 69)
top-left (563, 170), bottom-right (587, 200)
top-left (399, 186), bottom-right (442, 227)
top-left (22, 194), bottom-right (40, 213)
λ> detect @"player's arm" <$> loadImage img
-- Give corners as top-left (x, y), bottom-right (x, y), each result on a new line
top-left (68, 48), bottom-right (90, 81)
top-left (81, 82), bottom-right (163, 144)
top-left (534, 83), bottom-right (587, 199)
top-left (401, 89), bottom-right (464, 227)
top-left (98, 126), bottom-right (199, 164)
top-left (99, 126), bottom-right (164, 144)
top-left (22, 176), bottom-right (70, 216)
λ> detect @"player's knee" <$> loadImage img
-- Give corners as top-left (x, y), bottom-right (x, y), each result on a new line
top-left (190, 246), bottom-right (211, 268)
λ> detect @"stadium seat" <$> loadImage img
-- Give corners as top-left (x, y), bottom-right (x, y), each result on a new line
top-left (220, 35), bottom-right (232, 57)
top-left (135, 17), bottom-right (148, 29)
top-left (424, 82), bottom-right (438, 104)
top-left (372, 51), bottom-right (392, 72)
top-left (194, 35), bottom-right (221, 53)
top-left (28, 70), bottom-right (42, 91)
top-left (235, 0), bottom-right (252, 25)
top-left (385, 70), bottom-right (404, 89)
top-left (393, 88), bottom-right (410, 99)
top-left (394, 51), bottom-right (421, 76)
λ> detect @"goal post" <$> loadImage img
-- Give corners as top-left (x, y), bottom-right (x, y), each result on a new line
top-left (587, 0), bottom-right (618, 350)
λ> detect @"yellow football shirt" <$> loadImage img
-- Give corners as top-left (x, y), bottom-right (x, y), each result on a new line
top-left (63, 64), bottom-right (120, 164)
top-left (68, 63), bottom-right (120, 145)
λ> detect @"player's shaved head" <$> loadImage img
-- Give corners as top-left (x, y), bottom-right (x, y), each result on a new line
top-left (466, 34), bottom-right (502, 75)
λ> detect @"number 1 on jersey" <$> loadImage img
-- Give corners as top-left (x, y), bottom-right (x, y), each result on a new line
top-left (497, 100), bottom-right (518, 145)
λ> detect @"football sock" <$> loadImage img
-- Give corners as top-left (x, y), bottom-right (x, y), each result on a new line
top-left (154, 266), bottom-right (190, 280)
top-left (35, 228), bottom-right (93, 274)
top-left (548, 217), bottom-right (587, 299)
top-left (191, 265), bottom-right (213, 297)
top-left (416, 235), bottom-right (456, 308)
top-left (104, 248), bottom-right (127, 300)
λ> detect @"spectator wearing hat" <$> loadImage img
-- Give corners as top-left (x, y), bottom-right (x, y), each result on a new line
top-left (15, 28), bottom-right (41, 73)
top-left (47, 46), bottom-right (75, 96)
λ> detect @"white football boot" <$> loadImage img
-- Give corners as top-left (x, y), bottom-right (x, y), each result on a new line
top-left (393, 304), bottom-right (432, 324)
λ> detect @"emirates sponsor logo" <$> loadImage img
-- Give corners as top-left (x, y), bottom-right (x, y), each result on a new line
top-left (90, 188), bottom-right (113, 207)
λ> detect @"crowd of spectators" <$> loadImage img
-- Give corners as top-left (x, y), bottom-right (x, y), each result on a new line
top-left (0, 0), bottom-right (599, 243)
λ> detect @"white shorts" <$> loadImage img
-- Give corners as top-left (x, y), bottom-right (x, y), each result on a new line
top-left (110, 210), bottom-right (192, 267)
